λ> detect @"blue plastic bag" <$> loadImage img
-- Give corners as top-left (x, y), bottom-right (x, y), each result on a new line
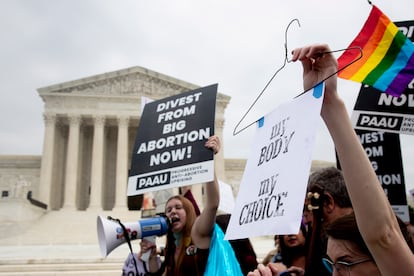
top-left (204, 224), bottom-right (243, 276)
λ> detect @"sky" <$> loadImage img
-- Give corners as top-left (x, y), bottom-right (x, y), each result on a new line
top-left (1, 0), bottom-right (414, 193)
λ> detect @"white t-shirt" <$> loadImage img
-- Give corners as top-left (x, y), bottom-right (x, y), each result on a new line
top-left (122, 252), bottom-right (161, 276)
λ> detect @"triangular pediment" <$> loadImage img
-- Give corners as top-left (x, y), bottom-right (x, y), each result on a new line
top-left (37, 66), bottom-right (230, 102)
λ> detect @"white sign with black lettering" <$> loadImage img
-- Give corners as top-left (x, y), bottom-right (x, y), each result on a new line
top-left (225, 84), bottom-right (324, 240)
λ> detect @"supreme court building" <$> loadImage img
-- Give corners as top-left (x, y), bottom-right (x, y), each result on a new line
top-left (0, 66), bottom-right (240, 245)
top-left (35, 66), bottom-right (231, 212)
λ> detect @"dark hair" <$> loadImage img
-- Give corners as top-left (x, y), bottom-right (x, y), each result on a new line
top-left (308, 167), bottom-right (351, 209)
top-left (325, 213), bottom-right (371, 257)
top-left (279, 223), bottom-right (307, 267)
top-left (395, 214), bottom-right (414, 253)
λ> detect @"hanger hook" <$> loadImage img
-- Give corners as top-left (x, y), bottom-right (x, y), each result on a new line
top-left (232, 18), bottom-right (302, 136)
top-left (285, 19), bottom-right (301, 63)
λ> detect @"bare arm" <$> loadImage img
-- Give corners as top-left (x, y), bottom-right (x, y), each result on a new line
top-left (191, 135), bottom-right (220, 249)
top-left (291, 43), bottom-right (414, 276)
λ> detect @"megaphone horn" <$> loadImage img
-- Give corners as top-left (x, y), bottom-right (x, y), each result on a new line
top-left (97, 215), bottom-right (168, 257)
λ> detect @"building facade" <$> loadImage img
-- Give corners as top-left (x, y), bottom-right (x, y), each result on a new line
top-left (36, 66), bottom-right (230, 211)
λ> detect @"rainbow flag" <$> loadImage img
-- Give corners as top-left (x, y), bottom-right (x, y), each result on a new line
top-left (337, 5), bottom-right (414, 97)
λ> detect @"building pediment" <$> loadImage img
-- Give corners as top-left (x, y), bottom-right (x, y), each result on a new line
top-left (38, 66), bottom-right (230, 103)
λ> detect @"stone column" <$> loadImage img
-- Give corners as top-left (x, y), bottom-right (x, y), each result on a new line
top-left (114, 116), bottom-right (129, 210)
top-left (38, 113), bottom-right (57, 209)
top-left (88, 115), bottom-right (105, 209)
top-left (215, 98), bottom-right (229, 183)
top-left (63, 114), bottom-right (81, 209)
top-left (214, 119), bottom-right (226, 181)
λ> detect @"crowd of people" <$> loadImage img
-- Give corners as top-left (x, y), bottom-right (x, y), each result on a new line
top-left (120, 43), bottom-right (414, 276)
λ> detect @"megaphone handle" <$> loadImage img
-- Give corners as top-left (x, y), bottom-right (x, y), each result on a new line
top-left (111, 217), bottom-right (140, 275)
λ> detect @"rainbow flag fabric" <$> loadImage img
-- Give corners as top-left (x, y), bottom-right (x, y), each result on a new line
top-left (337, 5), bottom-right (414, 97)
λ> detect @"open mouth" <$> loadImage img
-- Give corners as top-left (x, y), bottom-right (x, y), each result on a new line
top-left (170, 217), bottom-right (180, 224)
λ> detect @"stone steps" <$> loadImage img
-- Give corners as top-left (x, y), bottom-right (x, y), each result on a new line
top-left (0, 262), bottom-right (122, 276)
top-left (0, 204), bottom-right (275, 275)
top-left (0, 208), bottom-right (144, 245)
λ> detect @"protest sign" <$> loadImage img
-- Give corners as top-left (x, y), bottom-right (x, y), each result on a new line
top-left (337, 129), bottom-right (409, 221)
top-left (351, 87), bottom-right (414, 135)
top-left (127, 84), bottom-right (217, 196)
top-left (225, 84), bottom-right (324, 240)
top-left (358, 130), bottom-right (408, 221)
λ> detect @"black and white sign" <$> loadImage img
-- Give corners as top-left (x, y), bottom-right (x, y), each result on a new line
top-left (127, 84), bottom-right (217, 196)
top-left (354, 130), bottom-right (408, 221)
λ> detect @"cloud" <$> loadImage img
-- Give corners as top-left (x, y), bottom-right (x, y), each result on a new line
top-left (0, 0), bottom-right (413, 192)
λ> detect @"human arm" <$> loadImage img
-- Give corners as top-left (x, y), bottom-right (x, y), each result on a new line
top-left (191, 135), bottom-right (220, 249)
top-left (291, 43), bottom-right (414, 275)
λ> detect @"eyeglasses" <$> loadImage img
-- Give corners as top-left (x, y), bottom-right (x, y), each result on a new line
top-left (322, 257), bottom-right (372, 275)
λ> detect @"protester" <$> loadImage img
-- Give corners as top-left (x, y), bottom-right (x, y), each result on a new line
top-left (122, 237), bottom-right (161, 276)
top-left (146, 135), bottom-right (220, 276)
top-left (294, 43), bottom-right (414, 276)
top-left (306, 166), bottom-right (353, 226)
top-left (304, 166), bottom-right (353, 276)
top-left (259, 224), bottom-right (308, 276)
top-left (262, 235), bottom-right (281, 266)
top-left (323, 212), bottom-right (379, 275)
top-left (123, 186), bottom-right (198, 275)
top-left (248, 43), bottom-right (414, 275)
top-left (305, 168), bottom-right (414, 275)
top-left (276, 223), bottom-right (307, 271)
top-left (324, 212), bottom-right (414, 276)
